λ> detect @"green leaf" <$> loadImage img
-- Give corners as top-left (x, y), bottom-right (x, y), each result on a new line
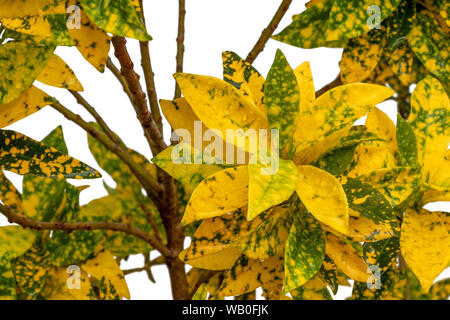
top-left (341, 177), bottom-right (399, 235)
top-left (314, 145), bottom-right (357, 176)
top-left (47, 182), bottom-right (103, 266)
top-left (0, 226), bottom-right (36, 259)
top-left (5, 14), bottom-right (74, 46)
top-left (272, 0), bottom-right (343, 49)
top-left (0, 255), bottom-right (16, 300)
top-left (351, 267), bottom-right (407, 300)
top-left (233, 204), bottom-right (293, 260)
top-left (385, 0), bottom-right (416, 48)
top-left (248, 159), bottom-right (297, 220)
top-left (284, 208), bottom-right (325, 293)
top-left (22, 126), bottom-right (67, 222)
top-left (264, 50), bottom-right (300, 154)
top-left (359, 166), bottom-right (421, 207)
top-left (0, 129), bottom-right (101, 179)
top-left (80, 0), bottom-right (151, 41)
top-left (363, 237), bottom-right (399, 274)
top-left (339, 28), bottom-right (385, 83)
top-left (222, 51), bottom-right (266, 116)
top-left (79, 189), bottom-right (164, 257)
top-left (407, 13), bottom-right (449, 84)
top-left (326, 0), bottom-right (402, 42)
top-left (88, 122), bottom-right (156, 197)
top-left (396, 114), bottom-right (419, 167)
top-left (14, 244), bottom-right (51, 300)
top-left (0, 41), bottom-right (53, 104)
top-left (152, 144), bottom-right (225, 191)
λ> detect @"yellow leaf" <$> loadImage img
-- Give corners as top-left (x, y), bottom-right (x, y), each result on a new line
top-left (400, 208), bottom-right (450, 292)
top-left (82, 250), bottom-right (130, 299)
top-left (174, 73), bottom-right (268, 151)
top-left (68, 7), bottom-right (111, 72)
top-left (347, 141), bottom-right (396, 178)
top-left (365, 107), bottom-right (398, 155)
top-left (0, 86), bottom-right (49, 128)
top-left (222, 51), bottom-right (266, 118)
top-left (293, 61), bottom-right (315, 146)
top-left (295, 83), bottom-right (394, 149)
top-left (409, 76), bottom-right (450, 185)
top-left (248, 159), bottom-right (297, 220)
top-left (295, 165), bottom-right (349, 234)
top-left (0, 14), bottom-right (51, 36)
top-left (339, 29), bottom-right (385, 83)
top-left (218, 255), bottom-right (284, 297)
top-left (179, 246), bottom-right (241, 271)
top-left (182, 166), bottom-right (248, 225)
top-left (42, 267), bottom-right (91, 300)
top-left (359, 167), bottom-right (421, 207)
top-left (325, 233), bottom-right (371, 282)
top-left (180, 209), bottom-right (262, 270)
top-left (429, 150), bottom-right (450, 190)
top-left (36, 54), bottom-right (84, 91)
top-left (323, 212), bottom-right (393, 242)
top-left (0, 0), bottom-right (55, 18)
top-left (293, 127), bottom-right (350, 164)
top-left (421, 190), bottom-right (450, 205)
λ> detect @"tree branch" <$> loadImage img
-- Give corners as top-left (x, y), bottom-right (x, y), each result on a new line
top-left (50, 99), bottom-right (160, 199)
top-left (138, 0), bottom-right (163, 131)
top-left (68, 90), bottom-right (125, 147)
top-left (0, 204), bottom-right (171, 258)
top-left (111, 36), bottom-right (166, 155)
top-left (174, 0), bottom-right (186, 99)
top-left (245, 0), bottom-right (293, 64)
top-left (315, 73), bottom-right (342, 98)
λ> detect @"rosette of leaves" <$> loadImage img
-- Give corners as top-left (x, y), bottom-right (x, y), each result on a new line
top-left (152, 50), bottom-right (447, 299)
top-left (273, 0), bottom-right (449, 117)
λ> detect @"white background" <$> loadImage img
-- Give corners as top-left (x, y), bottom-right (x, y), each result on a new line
top-left (1, 0), bottom-right (448, 299)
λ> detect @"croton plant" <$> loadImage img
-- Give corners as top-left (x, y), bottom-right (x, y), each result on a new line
top-left (0, 0), bottom-right (448, 300)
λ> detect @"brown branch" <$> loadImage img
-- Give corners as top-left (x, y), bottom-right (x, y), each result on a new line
top-left (0, 204), bottom-right (171, 258)
top-left (245, 0), bottom-right (293, 64)
top-left (111, 36), bottom-right (166, 155)
top-left (106, 57), bottom-right (135, 104)
top-left (140, 203), bottom-right (163, 242)
top-left (174, 0), bottom-right (186, 99)
top-left (315, 73), bottom-right (342, 98)
top-left (68, 90), bottom-right (125, 147)
top-left (50, 99), bottom-right (160, 199)
top-left (138, 0), bottom-right (163, 131)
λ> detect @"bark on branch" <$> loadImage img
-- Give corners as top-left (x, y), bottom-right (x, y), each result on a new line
top-left (0, 204), bottom-right (171, 258)
top-left (246, 0), bottom-right (293, 64)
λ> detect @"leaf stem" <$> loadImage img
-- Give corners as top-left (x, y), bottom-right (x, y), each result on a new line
top-left (245, 0), bottom-right (293, 64)
top-left (0, 203), bottom-right (171, 258)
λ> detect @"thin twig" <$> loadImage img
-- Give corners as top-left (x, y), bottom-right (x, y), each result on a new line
top-left (111, 36), bottom-right (166, 155)
top-left (174, 0), bottom-right (186, 99)
top-left (68, 90), bottom-right (125, 147)
top-left (138, 0), bottom-right (163, 131)
top-left (106, 57), bottom-right (135, 103)
top-left (0, 204), bottom-right (171, 258)
top-left (140, 203), bottom-right (163, 242)
top-left (50, 99), bottom-right (160, 199)
top-left (245, 0), bottom-right (293, 64)
top-left (315, 73), bottom-right (342, 98)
